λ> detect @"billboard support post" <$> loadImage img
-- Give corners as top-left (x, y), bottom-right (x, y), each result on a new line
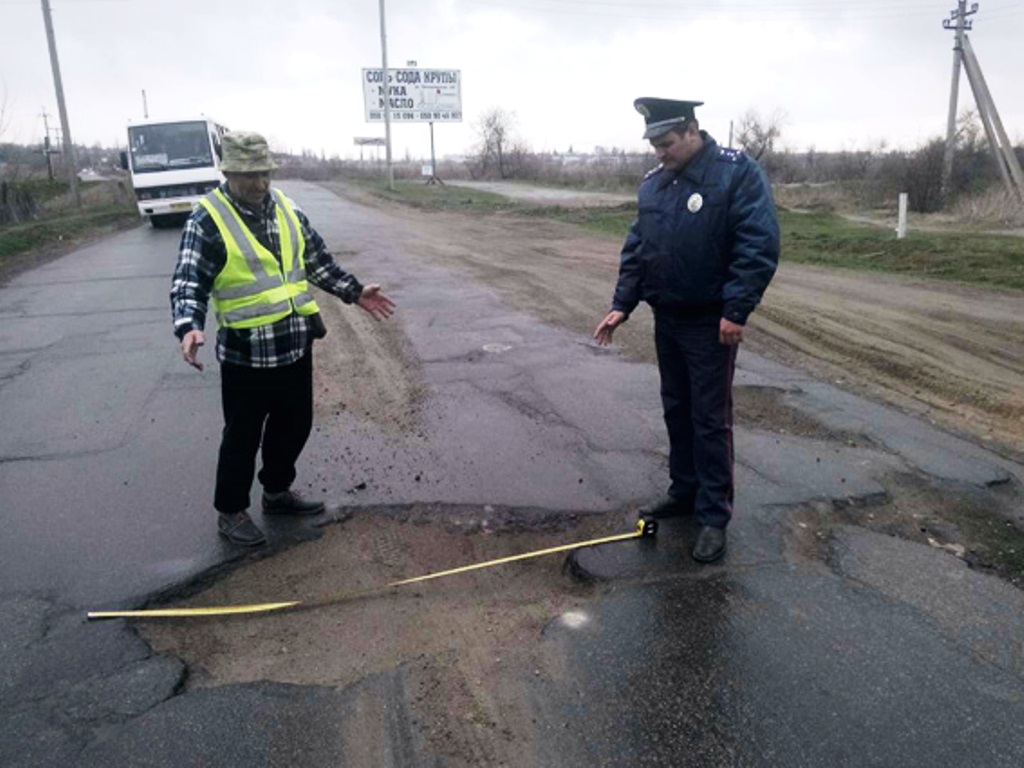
top-left (425, 121), bottom-right (444, 186)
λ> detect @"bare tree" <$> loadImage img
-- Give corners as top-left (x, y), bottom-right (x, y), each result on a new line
top-left (955, 109), bottom-right (984, 153)
top-left (902, 139), bottom-right (946, 213)
top-left (0, 82), bottom-right (38, 225)
top-left (472, 107), bottom-right (520, 179)
top-left (735, 108), bottom-right (785, 162)
top-left (949, 108), bottom-right (999, 197)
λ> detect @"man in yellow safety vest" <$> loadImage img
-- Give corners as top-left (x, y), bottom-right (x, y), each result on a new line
top-left (170, 131), bottom-right (395, 546)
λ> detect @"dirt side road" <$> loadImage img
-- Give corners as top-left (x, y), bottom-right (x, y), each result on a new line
top-left (326, 182), bottom-right (1024, 459)
top-left (754, 268), bottom-right (1024, 455)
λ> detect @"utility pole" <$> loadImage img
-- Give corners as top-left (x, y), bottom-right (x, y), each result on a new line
top-left (141, 89), bottom-right (148, 119)
top-left (940, 0), bottom-right (973, 202)
top-left (940, 2), bottom-right (1023, 204)
top-left (40, 0), bottom-right (80, 208)
top-left (378, 0), bottom-right (394, 190)
top-left (960, 34), bottom-right (1024, 200)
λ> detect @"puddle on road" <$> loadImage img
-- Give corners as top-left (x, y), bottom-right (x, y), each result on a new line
top-left (482, 343), bottom-right (513, 353)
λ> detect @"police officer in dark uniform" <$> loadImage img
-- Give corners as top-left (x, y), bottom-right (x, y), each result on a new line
top-left (594, 98), bottom-right (779, 563)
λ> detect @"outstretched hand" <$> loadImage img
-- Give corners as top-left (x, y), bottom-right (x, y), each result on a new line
top-left (357, 284), bottom-right (396, 321)
top-left (593, 310), bottom-right (627, 346)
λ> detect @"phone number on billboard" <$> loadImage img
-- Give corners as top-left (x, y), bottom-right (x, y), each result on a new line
top-left (367, 112), bottom-right (462, 121)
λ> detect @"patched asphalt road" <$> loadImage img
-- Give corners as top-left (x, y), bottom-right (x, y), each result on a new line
top-left (2, 181), bottom-right (1024, 767)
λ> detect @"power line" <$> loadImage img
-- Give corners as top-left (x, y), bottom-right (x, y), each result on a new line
top-left (456, 0), bottom-right (1007, 16)
top-left (468, 0), bottom-right (945, 8)
top-left (458, 0), bottom-right (1018, 9)
top-left (1, 0), bottom-right (1020, 16)
top-left (456, 0), bottom-right (1021, 19)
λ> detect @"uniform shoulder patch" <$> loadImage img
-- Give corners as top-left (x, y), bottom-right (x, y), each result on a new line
top-left (717, 147), bottom-right (742, 163)
top-left (643, 163), bottom-right (665, 180)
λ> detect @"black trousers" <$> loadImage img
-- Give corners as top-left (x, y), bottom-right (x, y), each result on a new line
top-left (213, 353), bottom-right (314, 514)
top-left (654, 313), bottom-right (738, 529)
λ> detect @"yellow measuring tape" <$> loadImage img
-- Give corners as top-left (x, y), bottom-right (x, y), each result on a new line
top-left (86, 519), bottom-right (651, 620)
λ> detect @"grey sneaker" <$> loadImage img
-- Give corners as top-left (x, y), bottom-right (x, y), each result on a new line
top-left (218, 511), bottom-right (266, 546)
top-left (262, 489), bottom-right (326, 516)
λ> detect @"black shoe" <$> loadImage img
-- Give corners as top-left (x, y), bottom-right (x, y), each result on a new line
top-left (262, 489), bottom-right (326, 516)
top-left (638, 494), bottom-right (694, 520)
top-left (692, 525), bottom-right (726, 563)
top-left (218, 511), bottom-right (266, 546)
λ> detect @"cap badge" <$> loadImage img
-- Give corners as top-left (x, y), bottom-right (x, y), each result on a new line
top-left (687, 193), bottom-right (703, 213)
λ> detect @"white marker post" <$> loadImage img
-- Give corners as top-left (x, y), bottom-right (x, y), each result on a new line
top-left (896, 192), bottom-right (908, 239)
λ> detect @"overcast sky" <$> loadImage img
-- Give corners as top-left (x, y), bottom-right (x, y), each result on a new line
top-left (1, 0), bottom-right (1022, 160)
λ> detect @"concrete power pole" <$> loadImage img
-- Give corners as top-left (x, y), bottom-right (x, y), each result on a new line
top-left (940, 2), bottom-right (1023, 204)
top-left (960, 34), bottom-right (1024, 201)
top-left (940, 0), bottom-right (973, 202)
top-left (40, 0), bottom-right (80, 208)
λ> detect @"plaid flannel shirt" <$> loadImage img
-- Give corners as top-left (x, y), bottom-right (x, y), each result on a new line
top-left (170, 184), bottom-right (363, 368)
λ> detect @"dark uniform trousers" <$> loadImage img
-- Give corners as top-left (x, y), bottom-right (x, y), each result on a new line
top-left (654, 311), bottom-right (737, 529)
top-left (214, 352), bottom-right (314, 514)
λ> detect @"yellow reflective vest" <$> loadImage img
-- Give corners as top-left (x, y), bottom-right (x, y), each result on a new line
top-left (200, 187), bottom-right (321, 329)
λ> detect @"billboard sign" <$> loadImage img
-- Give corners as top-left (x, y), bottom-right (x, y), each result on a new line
top-left (362, 68), bottom-right (462, 123)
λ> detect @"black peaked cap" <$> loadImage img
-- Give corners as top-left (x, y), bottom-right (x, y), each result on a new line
top-left (634, 97), bottom-right (704, 139)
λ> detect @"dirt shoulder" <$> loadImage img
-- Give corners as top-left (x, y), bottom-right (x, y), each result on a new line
top-left (752, 266), bottom-right (1024, 458)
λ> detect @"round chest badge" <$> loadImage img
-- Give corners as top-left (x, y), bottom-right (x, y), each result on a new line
top-left (687, 193), bottom-right (703, 213)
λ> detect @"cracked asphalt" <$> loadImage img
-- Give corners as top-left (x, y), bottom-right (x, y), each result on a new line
top-left (2, 180), bottom-right (1023, 767)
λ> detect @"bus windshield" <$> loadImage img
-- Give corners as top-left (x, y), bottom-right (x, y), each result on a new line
top-left (128, 121), bottom-right (213, 173)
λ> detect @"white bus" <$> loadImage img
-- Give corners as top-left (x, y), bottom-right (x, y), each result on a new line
top-left (120, 117), bottom-right (228, 228)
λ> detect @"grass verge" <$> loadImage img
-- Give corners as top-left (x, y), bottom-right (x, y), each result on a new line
top-left (0, 205), bottom-right (141, 262)
top-left (778, 209), bottom-right (1024, 291)
top-left (350, 178), bottom-right (520, 213)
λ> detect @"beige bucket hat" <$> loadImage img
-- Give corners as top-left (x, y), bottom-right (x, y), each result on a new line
top-left (220, 132), bottom-right (278, 173)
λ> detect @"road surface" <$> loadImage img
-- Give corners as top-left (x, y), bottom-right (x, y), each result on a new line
top-left (2, 180), bottom-right (1023, 767)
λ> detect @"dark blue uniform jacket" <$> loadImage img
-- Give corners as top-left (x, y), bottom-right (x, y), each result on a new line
top-left (612, 133), bottom-right (780, 325)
